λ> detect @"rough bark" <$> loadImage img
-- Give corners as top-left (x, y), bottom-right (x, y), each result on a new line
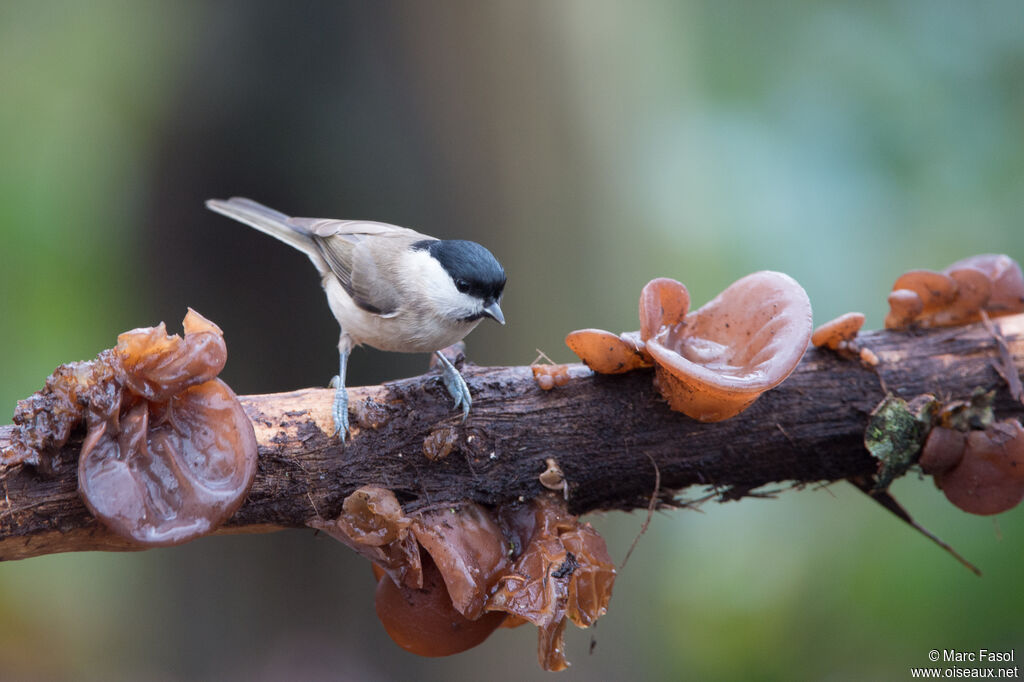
top-left (2, 314), bottom-right (1023, 561)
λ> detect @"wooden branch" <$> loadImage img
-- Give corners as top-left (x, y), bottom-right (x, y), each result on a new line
top-left (3, 314), bottom-right (1024, 561)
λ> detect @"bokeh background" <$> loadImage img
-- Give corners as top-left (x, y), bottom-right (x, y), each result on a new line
top-left (2, 1), bottom-right (1023, 680)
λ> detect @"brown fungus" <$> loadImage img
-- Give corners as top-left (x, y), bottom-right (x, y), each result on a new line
top-left (638, 277), bottom-right (690, 342)
top-left (531, 364), bottom-right (572, 390)
top-left (933, 420), bottom-right (1024, 516)
top-left (946, 254), bottom-right (1024, 315)
top-left (919, 426), bottom-right (967, 476)
top-left (76, 309), bottom-right (258, 546)
top-left (308, 486), bottom-right (422, 589)
top-left (885, 254), bottom-right (1024, 330)
top-left (411, 504), bottom-right (510, 620)
top-left (811, 312), bottom-right (866, 352)
top-left (487, 497), bottom-right (615, 672)
top-left (374, 554), bottom-right (507, 657)
top-left (884, 289), bottom-right (925, 330)
top-left (564, 328), bottom-right (651, 374)
top-left (645, 271), bottom-right (812, 422)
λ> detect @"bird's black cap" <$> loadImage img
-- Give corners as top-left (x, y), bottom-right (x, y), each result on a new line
top-left (414, 239), bottom-right (506, 303)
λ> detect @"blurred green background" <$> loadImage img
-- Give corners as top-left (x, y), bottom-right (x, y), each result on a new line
top-left (2, 1), bottom-right (1023, 680)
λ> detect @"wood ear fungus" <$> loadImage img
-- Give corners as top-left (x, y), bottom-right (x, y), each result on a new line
top-left (929, 420), bottom-right (1024, 516)
top-left (645, 272), bottom-right (812, 422)
top-left (564, 329), bottom-right (651, 374)
top-left (884, 254), bottom-right (1024, 329)
top-left (565, 272), bottom-right (812, 422)
top-left (812, 312), bottom-right (866, 351)
top-left (77, 309), bottom-right (258, 546)
top-left (374, 554), bottom-right (507, 657)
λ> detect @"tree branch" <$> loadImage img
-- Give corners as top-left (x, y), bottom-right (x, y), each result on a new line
top-left (3, 314), bottom-right (1024, 561)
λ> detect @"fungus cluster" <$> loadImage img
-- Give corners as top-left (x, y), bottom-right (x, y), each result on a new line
top-left (309, 487), bottom-right (615, 671)
top-left (567, 272), bottom-right (813, 421)
top-left (531, 364), bottom-right (572, 390)
top-left (920, 420), bottom-right (1024, 516)
top-left (4, 310), bottom-right (258, 546)
top-left (884, 254), bottom-right (1024, 330)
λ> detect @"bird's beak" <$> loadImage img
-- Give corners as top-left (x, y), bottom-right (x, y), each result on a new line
top-left (483, 301), bottom-right (505, 325)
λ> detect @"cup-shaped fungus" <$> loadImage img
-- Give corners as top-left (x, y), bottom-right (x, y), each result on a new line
top-left (645, 271), bottom-right (812, 422)
top-left (933, 420), bottom-right (1024, 516)
top-left (884, 254), bottom-right (1024, 329)
top-left (564, 329), bottom-right (651, 374)
top-left (946, 254), bottom-right (1024, 315)
top-left (487, 497), bottom-right (616, 672)
top-left (411, 504), bottom-right (510, 620)
top-left (811, 312), bottom-right (866, 352)
top-left (374, 555), bottom-right (507, 657)
top-left (76, 309), bottom-right (258, 546)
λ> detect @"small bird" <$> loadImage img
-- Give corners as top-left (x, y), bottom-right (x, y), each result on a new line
top-left (206, 198), bottom-right (506, 439)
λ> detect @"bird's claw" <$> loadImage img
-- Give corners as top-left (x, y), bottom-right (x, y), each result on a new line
top-left (435, 351), bottom-right (472, 422)
top-left (331, 380), bottom-right (350, 441)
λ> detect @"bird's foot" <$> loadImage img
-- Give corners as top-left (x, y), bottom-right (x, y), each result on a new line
top-left (434, 351), bottom-right (471, 421)
top-left (330, 377), bottom-right (350, 440)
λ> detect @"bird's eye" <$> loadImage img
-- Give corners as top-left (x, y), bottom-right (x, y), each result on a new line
top-left (455, 278), bottom-right (470, 293)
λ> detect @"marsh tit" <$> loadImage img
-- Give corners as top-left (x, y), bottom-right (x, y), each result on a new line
top-left (206, 198), bottom-right (506, 439)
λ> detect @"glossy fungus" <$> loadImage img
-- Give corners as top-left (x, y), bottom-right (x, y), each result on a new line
top-left (531, 364), bottom-right (572, 390)
top-left (918, 426), bottom-right (966, 476)
top-left (811, 312), bottom-right (865, 351)
top-left (884, 289), bottom-right (924, 330)
top-left (374, 554), bottom-right (507, 657)
top-left (933, 420), bottom-right (1024, 516)
top-left (564, 329), bottom-right (651, 374)
top-left (946, 254), bottom-right (1024, 315)
top-left (884, 254), bottom-right (1024, 329)
top-left (487, 497), bottom-right (616, 672)
top-left (76, 310), bottom-right (258, 546)
top-left (644, 271), bottom-right (812, 422)
top-left (411, 504), bottom-right (509, 620)
top-left (308, 486), bottom-right (422, 588)
top-left (313, 491), bottom-right (615, 669)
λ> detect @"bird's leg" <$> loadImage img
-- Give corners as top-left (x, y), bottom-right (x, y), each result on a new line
top-left (434, 350), bottom-right (471, 421)
top-left (330, 337), bottom-right (353, 439)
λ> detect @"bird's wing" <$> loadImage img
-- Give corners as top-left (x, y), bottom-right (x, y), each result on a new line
top-left (289, 218), bottom-right (422, 316)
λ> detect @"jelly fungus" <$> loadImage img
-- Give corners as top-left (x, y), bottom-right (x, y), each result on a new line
top-left (811, 312), bottom-right (866, 351)
top-left (374, 553), bottom-right (507, 657)
top-left (73, 310), bottom-right (258, 546)
top-left (645, 272), bottom-right (812, 422)
top-left (487, 497), bottom-right (616, 672)
top-left (947, 254), bottom-right (1024, 315)
top-left (639, 277), bottom-right (690, 341)
top-left (314, 492), bottom-right (615, 670)
top-left (884, 254), bottom-right (1024, 329)
top-left (308, 486), bottom-right (422, 588)
top-left (564, 329), bottom-right (651, 374)
top-left (932, 420), bottom-right (1024, 516)
top-left (919, 426), bottom-right (967, 476)
top-left (531, 364), bottom-right (572, 390)
top-left (885, 289), bottom-right (924, 330)
top-left (411, 505), bottom-right (510, 619)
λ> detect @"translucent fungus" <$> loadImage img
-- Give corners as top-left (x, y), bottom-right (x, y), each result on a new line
top-left (75, 309), bottom-right (258, 546)
top-left (885, 289), bottom-right (924, 330)
top-left (933, 420), bottom-right (1024, 516)
top-left (645, 271), bottom-right (812, 422)
top-left (946, 254), bottom-right (1024, 316)
top-left (411, 504), bottom-right (509, 620)
top-left (564, 329), bottom-right (651, 374)
top-left (374, 554), bottom-right (507, 657)
top-left (307, 486), bottom-right (422, 589)
top-left (487, 497), bottom-right (616, 672)
top-left (811, 312), bottom-right (866, 351)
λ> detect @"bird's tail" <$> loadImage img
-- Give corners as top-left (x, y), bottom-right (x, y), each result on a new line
top-left (206, 197), bottom-right (317, 256)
